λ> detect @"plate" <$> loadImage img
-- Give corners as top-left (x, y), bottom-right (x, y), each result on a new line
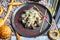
top-left (11, 2), bottom-right (52, 37)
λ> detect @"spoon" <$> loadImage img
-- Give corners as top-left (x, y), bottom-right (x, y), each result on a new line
top-left (0, 0), bottom-right (13, 26)
top-left (15, 32), bottom-right (21, 40)
top-left (0, 5), bottom-right (12, 27)
top-left (0, 0), bottom-right (22, 40)
top-left (0, 0), bottom-right (22, 27)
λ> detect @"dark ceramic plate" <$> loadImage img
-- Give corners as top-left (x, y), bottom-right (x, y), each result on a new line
top-left (11, 2), bottom-right (52, 37)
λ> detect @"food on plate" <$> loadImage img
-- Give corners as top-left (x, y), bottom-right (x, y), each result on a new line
top-left (48, 30), bottom-right (59, 40)
top-left (19, 7), bottom-right (42, 29)
top-left (0, 25), bottom-right (11, 38)
top-left (0, 6), bottom-right (3, 15)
